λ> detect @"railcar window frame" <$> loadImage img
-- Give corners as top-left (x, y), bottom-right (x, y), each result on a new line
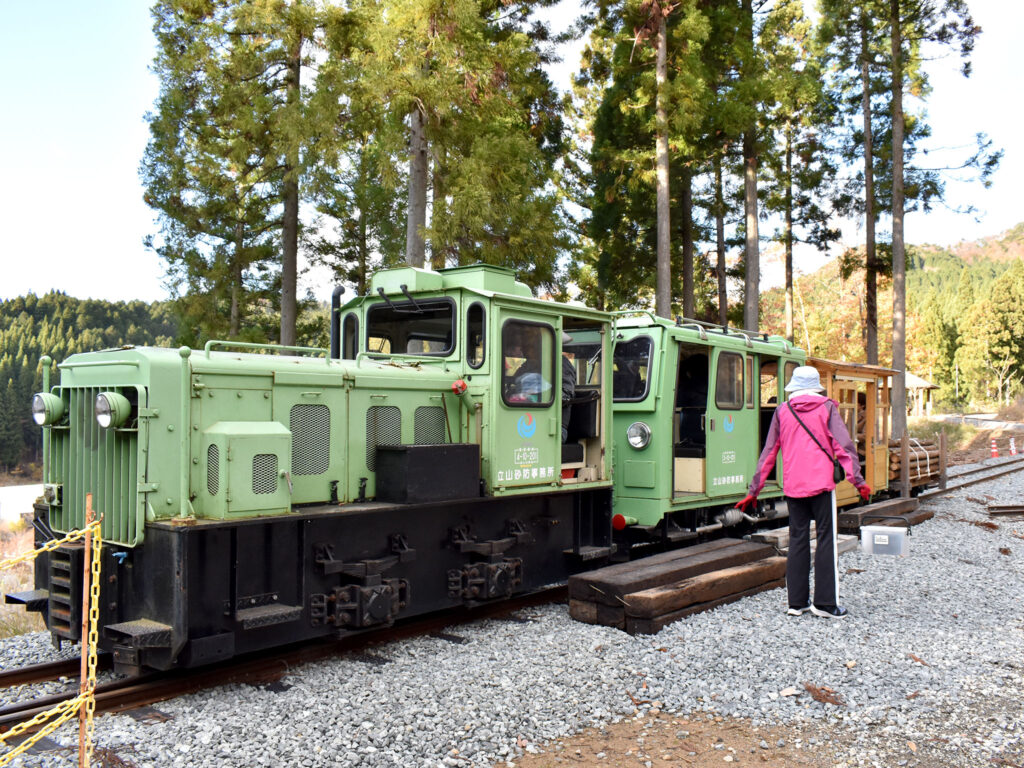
top-left (612, 335), bottom-right (654, 402)
top-left (467, 302), bottom-right (486, 369)
top-left (715, 351), bottom-right (745, 411)
top-left (342, 313), bottom-right (359, 360)
top-left (501, 319), bottom-right (556, 408)
top-left (365, 297), bottom-right (456, 357)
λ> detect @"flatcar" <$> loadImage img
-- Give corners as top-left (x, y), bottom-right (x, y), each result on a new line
top-left (8, 264), bottom-right (919, 673)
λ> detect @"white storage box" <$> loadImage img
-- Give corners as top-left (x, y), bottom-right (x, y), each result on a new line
top-left (861, 524), bottom-right (909, 556)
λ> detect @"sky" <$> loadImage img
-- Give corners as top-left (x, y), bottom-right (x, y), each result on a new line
top-left (0, 1), bottom-right (1020, 305)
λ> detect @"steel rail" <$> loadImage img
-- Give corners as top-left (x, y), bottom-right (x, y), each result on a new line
top-left (921, 459), bottom-right (1024, 500)
top-left (945, 456), bottom-right (1024, 481)
top-left (0, 586), bottom-right (566, 732)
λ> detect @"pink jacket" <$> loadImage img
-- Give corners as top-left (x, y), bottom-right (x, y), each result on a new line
top-left (748, 394), bottom-right (865, 499)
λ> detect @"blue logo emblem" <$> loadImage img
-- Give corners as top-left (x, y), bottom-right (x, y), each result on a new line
top-left (517, 413), bottom-right (537, 438)
top-left (723, 415), bottom-right (735, 433)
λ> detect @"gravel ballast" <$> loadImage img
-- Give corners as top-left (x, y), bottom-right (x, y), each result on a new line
top-left (5, 462), bottom-right (1024, 767)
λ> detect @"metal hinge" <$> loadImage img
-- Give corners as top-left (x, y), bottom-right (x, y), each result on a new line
top-left (138, 407), bottom-right (160, 419)
top-left (137, 482), bottom-right (159, 493)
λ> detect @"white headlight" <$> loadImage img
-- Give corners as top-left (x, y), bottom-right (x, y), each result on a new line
top-left (95, 392), bottom-right (131, 429)
top-left (626, 421), bottom-right (651, 449)
top-left (31, 393), bottom-right (65, 426)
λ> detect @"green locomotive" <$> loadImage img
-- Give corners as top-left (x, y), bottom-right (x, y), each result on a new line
top-left (13, 264), bottom-right (806, 673)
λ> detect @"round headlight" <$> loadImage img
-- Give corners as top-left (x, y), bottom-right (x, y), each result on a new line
top-left (95, 392), bottom-right (132, 429)
top-left (31, 393), bottom-right (65, 426)
top-left (626, 421), bottom-right (651, 449)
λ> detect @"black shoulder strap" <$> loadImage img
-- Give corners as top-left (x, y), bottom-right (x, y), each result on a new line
top-left (787, 402), bottom-right (835, 461)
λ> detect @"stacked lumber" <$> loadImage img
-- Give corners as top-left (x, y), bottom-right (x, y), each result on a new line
top-left (836, 497), bottom-right (933, 534)
top-left (568, 539), bottom-right (784, 635)
top-left (888, 439), bottom-right (941, 484)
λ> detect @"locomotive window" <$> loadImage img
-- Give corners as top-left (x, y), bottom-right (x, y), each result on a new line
top-left (502, 321), bottom-right (555, 407)
top-left (613, 336), bottom-right (652, 401)
top-left (760, 360), bottom-right (779, 405)
top-left (784, 361), bottom-right (798, 399)
top-left (342, 314), bottom-right (359, 360)
top-left (366, 298), bottom-right (454, 356)
top-left (467, 303), bottom-right (485, 369)
top-left (715, 352), bottom-right (744, 410)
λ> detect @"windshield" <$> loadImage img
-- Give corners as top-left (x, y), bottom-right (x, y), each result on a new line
top-left (366, 299), bottom-right (454, 356)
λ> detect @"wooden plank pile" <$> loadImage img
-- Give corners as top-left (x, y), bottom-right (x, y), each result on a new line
top-left (836, 497), bottom-right (933, 534)
top-left (888, 438), bottom-right (941, 484)
top-left (568, 539), bottom-right (785, 635)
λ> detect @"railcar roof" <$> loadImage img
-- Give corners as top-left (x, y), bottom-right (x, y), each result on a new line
top-left (614, 313), bottom-right (803, 356)
top-left (343, 264), bottom-right (610, 322)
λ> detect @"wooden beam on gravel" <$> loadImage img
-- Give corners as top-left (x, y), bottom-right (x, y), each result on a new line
top-left (568, 539), bottom-right (774, 607)
top-left (623, 556), bottom-right (787, 619)
top-left (625, 578), bottom-right (787, 635)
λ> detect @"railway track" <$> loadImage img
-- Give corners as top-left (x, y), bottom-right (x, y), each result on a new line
top-left (921, 456), bottom-right (1024, 499)
top-left (0, 586), bottom-right (566, 734)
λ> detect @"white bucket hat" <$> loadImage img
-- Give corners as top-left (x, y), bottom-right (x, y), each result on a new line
top-left (784, 365), bottom-right (825, 393)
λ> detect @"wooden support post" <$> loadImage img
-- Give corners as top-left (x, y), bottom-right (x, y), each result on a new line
top-left (900, 432), bottom-right (910, 498)
top-left (79, 493), bottom-right (93, 768)
top-left (938, 430), bottom-right (947, 490)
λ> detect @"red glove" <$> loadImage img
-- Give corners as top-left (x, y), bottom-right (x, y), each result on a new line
top-left (858, 484), bottom-right (871, 501)
top-left (735, 494), bottom-right (757, 512)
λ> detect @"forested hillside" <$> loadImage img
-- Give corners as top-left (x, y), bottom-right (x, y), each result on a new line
top-left (761, 223), bottom-right (1024, 408)
top-left (0, 294), bottom-right (177, 472)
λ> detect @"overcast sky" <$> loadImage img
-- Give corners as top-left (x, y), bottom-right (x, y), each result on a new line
top-left (0, 1), bottom-right (1019, 305)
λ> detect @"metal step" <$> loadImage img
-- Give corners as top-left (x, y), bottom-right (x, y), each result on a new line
top-left (106, 618), bottom-right (173, 648)
top-left (235, 603), bottom-right (302, 630)
top-left (4, 589), bottom-right (49, 612)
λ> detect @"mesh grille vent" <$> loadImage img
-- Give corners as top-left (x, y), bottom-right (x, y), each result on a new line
top-left (207, 444), bottom-right (220, 496)
top-left (366, 406), bottom-right (401, 471)
top-left (414, 406), bottom-right (446, 445)
top-left (290, 404), bottom-right (330, 476)
top-left (252, 454), bottom-right (278, 495)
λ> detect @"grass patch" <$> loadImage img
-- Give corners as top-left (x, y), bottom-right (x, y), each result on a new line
top-left (996, 398), bottom-right (1024, 423)
top-left (908, 418), bottom-right (978, 449)
top-left (0, 521), bottom-right (45, 639)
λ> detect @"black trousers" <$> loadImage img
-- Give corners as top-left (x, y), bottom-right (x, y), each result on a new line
top-left (786, 491), bottom-right (838, 608)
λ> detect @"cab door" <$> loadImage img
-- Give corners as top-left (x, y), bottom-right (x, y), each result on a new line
top-left (491, 312), bottom-right (560, 490)
top-left (705, 348), bottom-right (759, 498)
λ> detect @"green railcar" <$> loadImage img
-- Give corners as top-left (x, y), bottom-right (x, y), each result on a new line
top-left (16, 264), bottom-right (616, 673)
top-left (607, 314), bottom-right (806, 548)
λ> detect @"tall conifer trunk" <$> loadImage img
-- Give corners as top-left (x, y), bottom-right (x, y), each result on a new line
top-left (654, 13), bottom-right (672, 318)
top-left (681, 166), bottom-right (694, 318)
top-left (406, 105), bottom-right (428, 268)
top-left (715, 154), bottom-right (727, 327)
top-left (784, 126), bottom-right (794, 343)
top-left (741, 0), bottom-right (759, 332)
top-left (231, 220), bottom-right (243, 338)
top-left (280, 35), bottom-right (301, 347)
top-left (890, 0), bottom-right (907, 438)
top-left (861, 18), bottom-right (878, 364)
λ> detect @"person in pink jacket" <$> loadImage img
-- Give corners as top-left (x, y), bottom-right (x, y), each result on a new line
top-left (735, 366), bottom-right (870, 619)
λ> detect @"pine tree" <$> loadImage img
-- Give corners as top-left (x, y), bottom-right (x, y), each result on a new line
top-left (0, 379), bottom-right (24, 472)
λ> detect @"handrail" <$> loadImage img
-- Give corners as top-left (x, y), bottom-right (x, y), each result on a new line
top-left (203, 340), bottom-right (329, 359)
top-left (58, 360), bottom-right (140, 370)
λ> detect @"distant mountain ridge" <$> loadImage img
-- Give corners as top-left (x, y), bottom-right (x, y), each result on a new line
top-left (921, 221), bottom-right (1024, 265)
